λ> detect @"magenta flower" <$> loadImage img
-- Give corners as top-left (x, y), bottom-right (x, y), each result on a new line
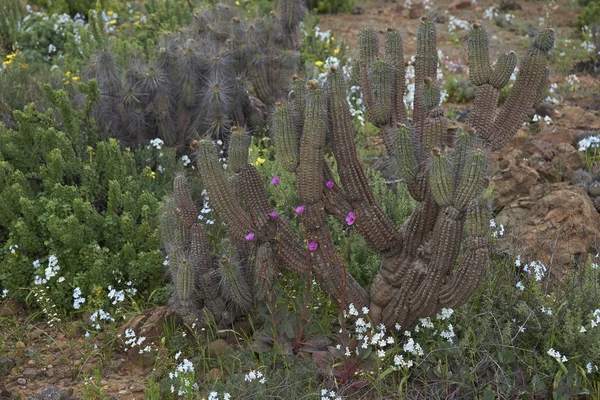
top-left (269, 211), bottom-right (278, 218)
top-left (270, 176), bottom-right (280, 185)
top-left (308, 241), bottom-right (318, 251)
top-left (245, 232), bottom-right (255, 241)
top-left (295, 205), bottom-right (305, 215)
top-left (346, 211), bottom-right (356, 226)
top-left (325, 181), bottom-right (334, 189)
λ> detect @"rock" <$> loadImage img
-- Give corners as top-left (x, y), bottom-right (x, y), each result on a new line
top-left (22, 368), bottom-right (37, 377)
top-left (15, 341), bottom-right (25, 349)
top-left (44, 369), bottom-right (54, 378)
top-left (408, 3), bottom-right (424, 19)
top-left (206, 368), bottom-right (223, 382)
top-left (27, 329), bottom-right (43, 341)
top-left (558, 106), bottom-right (600, 130)
top-left (0, 300), bottom-right (23, 317)
top-left (496, 184), bottom-right (600, 276)
top-left (36, 386), bottom-right (62, 400)
top-left (16, 378), bottom-right (26, 386)
top-left (351, 6), bottom-right (364, 15)
top-left (27, 360), bottom-right (36, 367)
top-left (208, 339), bottom-right (229, 358)
top-left (448, 0), bottom-right (472, 10)
top-left (118, 307), bottom-right (179, 367)
top-left (0, 356), bottom-right (16, 377)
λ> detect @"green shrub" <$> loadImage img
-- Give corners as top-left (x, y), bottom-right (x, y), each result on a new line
top-left (0, 81), bottom-right (181, 313)
top-left (307, 0), bottom-right (356, 14)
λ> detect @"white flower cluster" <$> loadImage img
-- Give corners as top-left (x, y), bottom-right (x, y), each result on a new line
top-left (89, 309), bottom-right (115, 329)
top-left (547, 348), bottom-right (568, 363)
top-left (448, 16), bottom-right (470, 33)
top-left (578, 135), bottom-right (600, 152)
top-left (321, 389), bottom-right (341, 400)
top-left (566, 74), bottom-right (580, 92)
top-left (540, 306), bottom-right (553, 316)
top-left (313, 26), bottom-right (332, 43)
top-left (124, 328), bottom-right (151, 354)
top-left (181, 155), bottom-right (191, 167)
top-left (9, 244), bottom-right (18, 255)
top-left (34, 255), bottom-right (62, 285)
top-left (150, 138), bottom-right (164, 149)
top-left (73, 287), bottom-right (86, 309)
top-left (532, 114), bottom-right (553, 124)
top-left (197, 189), bottom-right (215, 225)
top-left (523, 260), bottom-right (547, 281)
top-left (208, 392), bottom-right (231, 400)
top-left (244, 369), bottom-right (266, 384)
top-left (483, 7), bottom-right (498, 20)
top-left (587, 362), bottom-right (599, 374)
top-left (1, 289), bottom-right (7, 298)
top-left (169, 358), bottom-right (198, 396)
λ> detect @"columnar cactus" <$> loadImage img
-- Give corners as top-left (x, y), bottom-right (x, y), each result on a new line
top-left (165, 15), bottom-right (554, 329)
top-left (87, 0), bottom-right (305, 152)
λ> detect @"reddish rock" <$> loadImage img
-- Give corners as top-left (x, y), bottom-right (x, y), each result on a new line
top-left (208, 339), bottom-right (229, 358)
top-left (206, 368), bottom-right (223, 382)
top-left (0, 300), bottom-right (24, 317)
top-left (448, 0), bottom-right (472, 10)
top-left (496, 184), bottom-right (600, 277)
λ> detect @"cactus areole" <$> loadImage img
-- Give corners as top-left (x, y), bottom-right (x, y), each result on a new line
top-left (164, 14), bottom-right (554, 330)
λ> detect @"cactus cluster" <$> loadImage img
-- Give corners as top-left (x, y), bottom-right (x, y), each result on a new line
top-left (86, 0), bottom-right (305, 153)
top-left (165, 15), bottom-right (553, 329)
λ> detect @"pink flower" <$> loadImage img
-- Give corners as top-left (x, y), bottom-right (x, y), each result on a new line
top-left (295, 205), bottom-right (305, 215)
top-left (308, 241), bottom-right (318, 251)
top-left (245, 232), bottom-right (255, 241)
top-left (325, 181), bottom-right (334, 189)
top-left (270, 176), bottom-right (280, 185)
top-left (346, 211), bottom-right (356, 226)
top-left (269, 211), bottom-right (278, 218)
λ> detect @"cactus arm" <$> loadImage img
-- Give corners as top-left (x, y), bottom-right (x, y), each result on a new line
top-left (385, 28), bottom-right (407, 125)
top-left (173, 175), bottom-right (200, 229)
top-left (297, 80), bottom-right (327, 204)
top-left (272, 101), bottom-right (300, 172)
top-left (239, 164), bottom-right (273, 232)
top-left (413, 14), bottom-right (440, 137)
top-left (467, 23), bottom-right (492, 86)
top-left (196, 139), bottom-right (255, 240)
top-left (327, 67), bottom-right (402, 253)
top-left (437, 198), bottom-right (491, 308)
top-left (488, 29), bottom-right (554, 151)
top-left (228, 126), bottom-right (251, 173)
top-left (358, 27), bottom-right (380, 127)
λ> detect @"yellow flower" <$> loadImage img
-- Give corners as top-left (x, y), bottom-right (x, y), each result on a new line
top-left (235, 0), bottom-right (240, 4)
top-left (3, 51), bottom-right (18, 67)
top-left (314, 61), bottom-right (324, 67)
top-left (150, 171), bottom-right (156, 179)
top-left (331, 36), bottom-right (335, 42)
top-left (108, 19), bottom-right (117, 25)
top-left (253, 157), bottom-right (266, 166)
top-left (72, 76), bottom-right (79, 82)
top-left (333, 48), bottom-right (340, 55)
top-left (18, 63), bottom-right (28, 69)
top-left (107, 10), bottom-right (114, 16)
top-left (65, 71), bottom-right (71, 77)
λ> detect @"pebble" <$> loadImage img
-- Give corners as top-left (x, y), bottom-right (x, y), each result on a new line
top-left (118, 390), bottom-right (131, 396)
top-left (22, 367), bottom-right (37, 377)
top-left (45, 369), bottom-right (54, 378)
top-left (17, 377), bottom-right (26, 385)
top-left (27, 359), bottom-right (36, 366)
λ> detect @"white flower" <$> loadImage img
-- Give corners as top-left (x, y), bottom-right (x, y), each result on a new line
top-left (33, 259), bottom-right (40, 269)
top-left (1, 289), bottom-right (8, 298)
top-left (150, 138), bottom-right (164, 149)
top-left (181, 155), bottom-right (191, 167)
top-left (580, 326), bottom-right (587, 333)
top-left (516, 281), bottom-right (525, 291)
